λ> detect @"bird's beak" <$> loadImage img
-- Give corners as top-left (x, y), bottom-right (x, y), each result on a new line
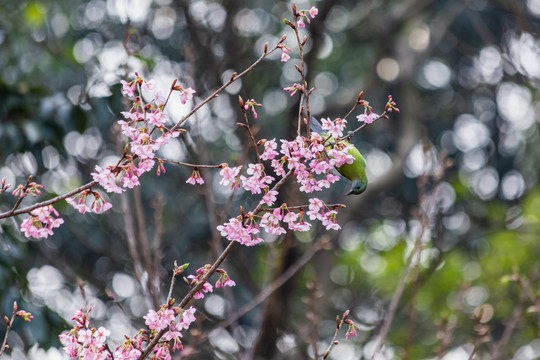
top-left (345, 189), bottom-right (353, 196)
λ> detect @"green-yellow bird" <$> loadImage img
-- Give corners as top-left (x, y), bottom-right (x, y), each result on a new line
top-left (310, 117), bottom-right (368, 195)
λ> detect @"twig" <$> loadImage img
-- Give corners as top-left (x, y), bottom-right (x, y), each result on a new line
top-left (0, 303), bottom-right (18, 358)
top-left (290, 3), bottom-right (311, 136)
top-left (322, 310), bottom-right (350, 359)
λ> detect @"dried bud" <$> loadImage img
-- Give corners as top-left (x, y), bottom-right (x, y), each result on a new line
top-left (264, 42), bottom-right (268, 54)
top-left (238, 96), bottom-right (244, 108)
top-left (171, 79), bottom-right (177, 89)
top-left (216, 268), bottom-right (225, 274)
top-left (294, 64), bottom-right (302, 73)
top-left (183, 277), bottom-right (190, 285)
top-left (13, 301), bottom-right (17, 312)
top-left (4, 316), bottom-right (10, 326)
top-left (335, 315), bottom-right (340, 328)
top-left (230, 72), bottom-right (237, 81)
top-left (236, 123), bottom-right (247, 128)
top-left (256, 139), bottom-right (266, 146)
top-left (279, 34), bottom-right (287, 43)
top-left (302, 35), bottom-right (308, 45)
top-left (219, 163), bottom-right (228, 169)
top-left (292, 3), bottom-right (297, 14)
top-left (343, 309), bottom-right (350, 319)
top-left (357, 91), bottom-right (364, 102)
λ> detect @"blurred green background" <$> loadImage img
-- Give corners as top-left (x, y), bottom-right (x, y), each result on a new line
top-left (1, 0), bottom-right (540, 359)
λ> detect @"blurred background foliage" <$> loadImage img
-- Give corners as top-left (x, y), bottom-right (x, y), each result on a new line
top-left (0, 0), bottom-right (540, 359)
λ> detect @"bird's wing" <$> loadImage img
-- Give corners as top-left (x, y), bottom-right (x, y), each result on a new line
top-left (309, 116), bottom-right (325, 135)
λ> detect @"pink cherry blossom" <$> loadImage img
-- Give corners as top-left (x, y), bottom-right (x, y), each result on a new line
top-left (144, 307), bottom-right (175, 331)
top-left (357, 112), bottom-right (379, 124)
top-left (179, 87), bottom-right (196, 104)
top-left (309, 6), bottom-right (318, 18)
top-left (219, 165), bottom-right (242, 189)
top-left (260, 190), bottom-right (278, 206)
top-left (281, 48), bottom-right (291, 62)
top-left (283, 83), bottom-right (303, 96)
top-left (92, 165), bottom-right (124, 194)
top-left (186, 169), bottom-right (204, 185)
top-left (217, 216), bottom-right (263, 246)
top-left (20, 205), bottom-right (64, 239)
top-left (261, 139), bottom-right (279, 161)
top-left (121, 80), bottom-right (136, 98)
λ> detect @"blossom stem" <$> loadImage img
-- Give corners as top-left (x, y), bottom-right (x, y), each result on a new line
top-left (240, 105), bottom-right (263, 166)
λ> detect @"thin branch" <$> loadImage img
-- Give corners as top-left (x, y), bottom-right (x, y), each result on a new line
top-left (0, 180), bottom-right (99, 219)
top-left (239, 100), bottom-right (263, 166)
top-left (158, 158), bottom-right (223, 169)
top-left (170, 43), bottom-right (282, 133)
top-left (191, 236), bottom-right (330, 347)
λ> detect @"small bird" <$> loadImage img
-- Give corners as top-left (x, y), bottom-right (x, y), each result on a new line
top-left (310, 117), bottom-right (368, 195)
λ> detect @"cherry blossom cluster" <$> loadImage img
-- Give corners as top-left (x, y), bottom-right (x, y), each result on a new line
top-left (356, 95), bottom-right (400, 124)
top-left (279, 44), bottom-right (292, 62)
top-left (283, 83), bottom-right (304, 96)
top-left (59, 308), bottom-right (111, 360)
top-left (59, 304), bottom-right (198, 360)
top-left (187, 265), bottom-right (236, 299)
top-left (11, 180), bottom-right (42, 198)
top-left (66, 189), bottom-right (112, 214)
top-left (296, 6), bottom-right (318, 28)
top-left (217, 197), bottom-right (342, 246)
top-left (345, 319), bottom-right (361, 340)
top-left (244, 98), bottom-right (262, 118)
top-left (20, 205), bottom-right (64, 239)
top-left (141, 304), bottom-right (196, 357)
top-left (93, 75), bottom-right (191, 193)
